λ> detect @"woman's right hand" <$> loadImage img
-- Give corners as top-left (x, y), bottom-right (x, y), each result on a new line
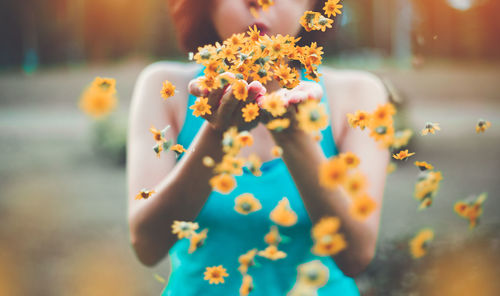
top-left (188, 73), bottom-right (267, 132)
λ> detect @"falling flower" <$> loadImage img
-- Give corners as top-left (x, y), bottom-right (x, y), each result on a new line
top-left (258, 0), bottom-right (275, 11)
top-left (476, 119), bottom-right (491, 133)
top-left (347, 110), bottom-right (371, 130)
top-left (135, 188), bottom-right (156, 200)
top-left (258, 245), bottom-right (287, 260)
top-left (188, 229), bottom-right (208, 254)
top-left (296, 100), bottom-right (328, 133)
top-left (236, 131), bottom-right (254, 147)
top-left (234, 193), bottom-right (262, 215)
top-left (319, 156), bottom-right (348, 189)
top-left (409, 228), bottom-right (434, 259)
top-left (349, 194), bottom-right (377, 221)
top-left (338, 152), bottom-right (360, 169)
top-left (387, 162), bottom-right (397, 174)
top-left (415, 161), bottom-right (434, 171)
top-left (79, 87), bottom-right (117, 119)
top-left (312, 216), bottom-right (341, 240)
top-left (171, 220), bottom-right (199, 239)
top-left (215, 155), bottom-right (245, 175)
top-left (242, 103), bottom-right (260, 122)
top-left (150, 125), bottom-right (165, 144)
top-left (296, 260), bottom-right (329, 288)
top-left (323, 0), bottom-right (343, 17)
top-left (266, 118), bottom-right (291, 131)
top-left (391, 129), bottom-right (413, 149)
top-left (204, 265), bottom-right (229, 284)
top-left (171, 144), bottom-right (187, 155)
top-left (454, 192), bottom-right (487, 229)
top-left (343, 171), bottom-right (367, 198)
top-left (160, 80), bottom-right (176, 99)
top-left (238, 249), bottom-right (258, 274)
top-left (264, 225), bottom-right (282, 246)
top-left (239, 274), bottom-right (254, 296)
top-left (271, 145), bottom-right (283, 157)
top-left (203, 156), bottom-right (215, 167)
top-left (369, 103), bottom-right (396, 128)
top-left (392, 149), bottom-right (416, 160)
top-left (311, 233), bottom-right (347, 256)
top-left (270, 197), bottom-right (298, 227)
top-left (190, 97), bottom-right (212, 117)
top-left (246, 153), bottom-right (262, 176)
top-left (210, 173), bottom-right (236, 194)
top-left (421, 122), bottom-right (440, 136)
top-left (153, 142), bottom-right (163, 158)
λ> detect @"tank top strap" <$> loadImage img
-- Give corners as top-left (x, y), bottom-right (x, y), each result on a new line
top-left (176, 66), bottom-right (338, 161)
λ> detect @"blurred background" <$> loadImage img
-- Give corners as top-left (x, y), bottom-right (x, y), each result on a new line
top-left (1, 0), bottom-right (499, 295)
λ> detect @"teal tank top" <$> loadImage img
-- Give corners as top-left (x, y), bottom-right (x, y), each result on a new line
top-left (162, 66), bottom-right (360, 295)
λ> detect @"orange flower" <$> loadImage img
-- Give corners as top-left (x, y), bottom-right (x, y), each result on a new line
top-left (171, 220), bottom-right (199, 239)
top-left (257, 0), bottom-right (274, 11)
top-left (258, 245), bottom-right (287, 260)
top-left (312, 217), bottom-right (341, 240)
top-left (209, 174), bottom-right (236, 194)
top-left (238, 249), bottom-right (258, 274)
top-left (414, 161), bottom-right (434, 171)
top-left (271, 146), bottom-right (283, 157)
top-left (343, 171), bottom-right (367, 198)
top-left (369, 103), bottom-right (396, 127)
top-left (319, 157), bottom-right (348, 189)
top-left (347, 110), bottom-right (371, 130)
top-left (149, 125), bottom-right (165, 144)
top-left (296, 100), bottom-right (328, 133)
top-left (236, 131), bottom-right (254, 147)
top-left (160, 80), bottom-right (176, 99)
top-left (246, 153), bottom-right (262, 177)
top-left (421, 122), bottom-right (440, 136)
top-left (270, 197), bottom-right (298, 227)
top-left (135, 188), bottom-right (156, 200)
top-left (311, 233), bottom-right (347, 256)
top-left (234, 193), bottom-right (262, 215)
top-left (92, 77), bottom-right (116, 94)
top-left (233, 80), bottom-right (248, 101)
top-left (204, 265), bottom-right (229, 284)
top-left (409, 228), bottom-right (434, 259)
top-left (239, 274), bottom-right (254, 296)
top-left (392, 149), bottom-right (415, 160)
top-left (266, 118), bottom-right (291, 132)
top-left (338, 152), bottom-right (360, 169)
top-left (188, 229), bottom-right (208, 254)
top-left (78, 88), bottom-right (117, 119)
top-left (261, 93), bottom-right (286, 117)
top-left (349, 194), bottom-right (377, 221)
top-left (476, 119), bottom-right (491, 133)
top-left (323, 0), bottom-right (343, 17)
top-left (242, 103), bottom-right (260, 122)
top-left (190, 97), bottom-right (212, 117)
top-left (171, 144), bottom-right (187, 155)
top-left (264, 225), bottom-right (282, 246)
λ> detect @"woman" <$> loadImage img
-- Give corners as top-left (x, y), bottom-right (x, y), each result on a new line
top-left (127, 0), bottom-right (389, 294)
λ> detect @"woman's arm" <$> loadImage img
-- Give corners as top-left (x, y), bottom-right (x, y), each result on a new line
top-left (271, 72), bottom-right (389, 277)
top-left (127, 64), bottom-right (265, 266)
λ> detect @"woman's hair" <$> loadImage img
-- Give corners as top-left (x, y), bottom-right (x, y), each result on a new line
top-left (167, 0), bottom-right (326, 53)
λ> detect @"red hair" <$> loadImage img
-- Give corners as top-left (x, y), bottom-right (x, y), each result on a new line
top-left (167, 0), bottom-right (327, 53)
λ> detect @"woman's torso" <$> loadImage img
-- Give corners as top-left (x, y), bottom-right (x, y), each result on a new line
top-left (161, 65), bottom-right (359, 296)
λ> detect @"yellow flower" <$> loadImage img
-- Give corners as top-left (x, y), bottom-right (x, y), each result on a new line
top-left (153, 142), bottom-right (163, 158)
top-left (204, 265), bottom-right (229, 285)
top-left (297, 260), bottom-right (329, 288)
top-left (171, 220), bottom-right (199, 239)
top-left (258, 0), bottom-right (274, 11)
top-left (203, 156), bottom-right (215, 167)
top-left (210, 173), bottom-right (236, 194)
top-left (476, 119), bottom-right (491, 133)
top-left (454, 192), bottom-right (487, 229)
top-left (343, 171), bottom-right (367, 198)
top-left (238, 249), bottom-right (258, 274)
top-left (392, 149), bottom-right (415, 160)
top-left (323, 0), bottom-right (343, 17)
top-left (270, 197), bottom-right (298, 227)
top-left (349, 194), bottom-right (377, 221)
top-left (369, 123), bottom-right (395, 148)
top-left (236, 131), bottom-right (254, 147)
top-left (92, 77), bottom-right (116, 94)
top-left (266, 118), bottom-right (291, 132)
top-left (188, 229), bottom-right (208, 254)
top-left (312, 216), bottom-right (341, 240)
top-left (258, 245), bottom-right (287, 260)
top-left (160, 80), bottom-right (176, 99)
top-left (149, 125), bottom-right (165, 144)
top-left (199, 75), bottom-right (221, 92)
top-left (300, 11), bottom-right (321, 32)
top-left (78, 88), bottom-right (117, 119)
top-left (246, 153), bottom-right (262, 176)
top-left (239, 274), bottom-right (254, 296)
top-left (242, 103), bottom-right (260, 122)
top-left (135, 188), bottom-right (156, 200)
top-left (234, 193), bottom-right (262, 215)
top-left (222, 127), bottom-right (241, 156)
top-left (233, 79), bottom-right (248, 101)
top-left (311, 233), bottom-right (347, 256)
top-left (391, 129), bottom-right (413, 149)
top-left (338, 152), bottom-right (360, 169)
top-left (171, 144), bottom-right (187, 155)
top-left (409, 228), bottom-right (434, 259)
top-left (271, 145), bottom-right (283, 157)
top-left (369, 103), bottom-right (396, 128)
top-left (190, 97), bottom-right (212, 117)
top-left (316, 15), bottom-right (334, 32)
top-left (421, 122), bottom-right (441, 136)
top-left (319, 157), bottom-right (348, 189)
top-left (264, 225), bottom-right (282, 246)
top-left (296, 100), bottom-right (328, 133)
top-left (347, 110), bottom-right (371, 130)
top-left (215, 155), bottom-right (245, 175)
top-left (262, 93), bottom-right (287, 117)
top-left (415, 161), bottom-right (434, 171)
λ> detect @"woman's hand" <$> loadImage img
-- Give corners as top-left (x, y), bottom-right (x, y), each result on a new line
top-left (188, 74), bottom-right (267, 132)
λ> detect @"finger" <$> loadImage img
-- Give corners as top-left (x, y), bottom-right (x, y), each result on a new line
top-left (217, 85), bottom-right (241, 125)
top-left (188, 78), bottom-right (209, 97)
top-left (247, 81), bottom-right (266, 103)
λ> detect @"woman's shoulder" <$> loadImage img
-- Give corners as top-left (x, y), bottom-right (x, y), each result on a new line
top-left (321, 65), bottom-right (389, 114)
